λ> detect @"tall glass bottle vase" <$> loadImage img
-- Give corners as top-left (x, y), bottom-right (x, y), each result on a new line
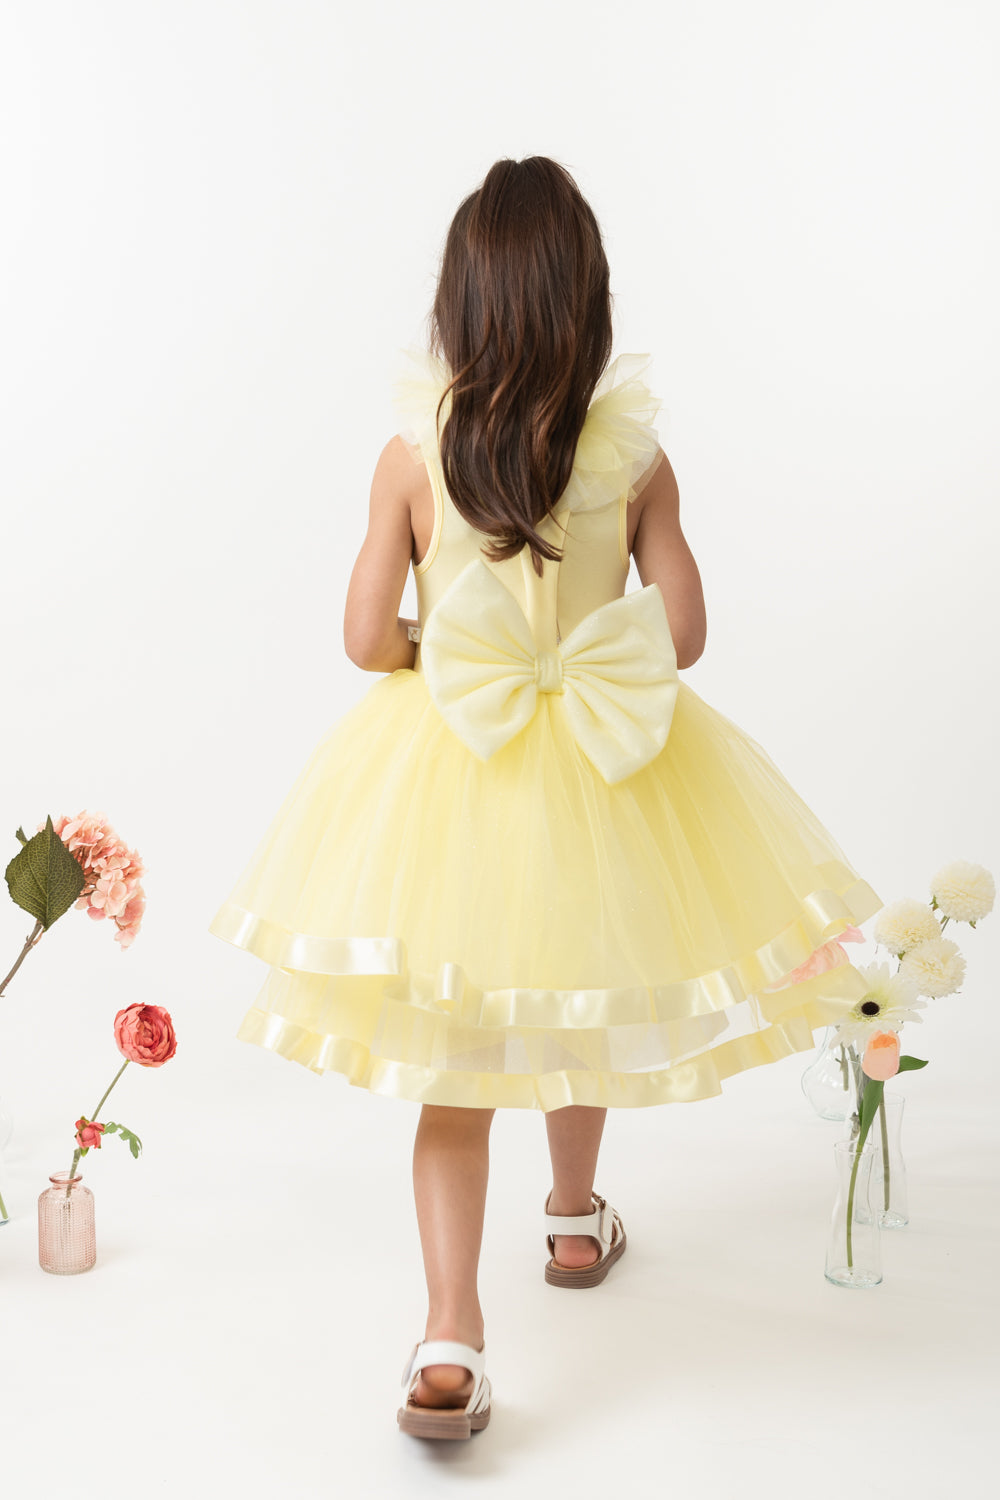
top-left (824, 1137), bottom-right (883, 1288)
top-left (38, 1172), bottom-right (96, 1274)
top-left (801, 1027), bottom-right (853, 1121)
top-left (870, 1091), bottom-right (909, 1229)
top-left (0, 1097), bottom-right (12, 1225)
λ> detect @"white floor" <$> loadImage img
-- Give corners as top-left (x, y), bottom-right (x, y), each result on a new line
top-left (2, 1004), bottom-right (997, 1500)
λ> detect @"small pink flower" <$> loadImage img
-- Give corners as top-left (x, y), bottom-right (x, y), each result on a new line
top-left (862, 1031), bottom-right (901, 1080)
top-left (764, 939), bottom-right (851, 992)
top-left (114, 1003), bottom-right (177, 1067)
top-left (75, 1118), bottom-right (106, 1151)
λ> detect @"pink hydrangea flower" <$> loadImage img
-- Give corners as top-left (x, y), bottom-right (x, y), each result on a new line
top-left (42, 811), bottom-right (146, 948)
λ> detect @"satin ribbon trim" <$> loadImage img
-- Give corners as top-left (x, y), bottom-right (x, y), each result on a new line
top-left (235, 991), bottom-right (848, 1111)
top-left (209, 871), bottom-right (881, 1030)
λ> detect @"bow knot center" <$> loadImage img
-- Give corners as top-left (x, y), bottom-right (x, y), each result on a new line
top-left (535, 650), bottom-right (564, 693)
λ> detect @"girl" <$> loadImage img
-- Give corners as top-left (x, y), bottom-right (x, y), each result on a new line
top-left (209, 155), bottom-right (881, 1441)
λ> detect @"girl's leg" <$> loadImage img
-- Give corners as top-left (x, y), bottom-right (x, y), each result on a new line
top-left (411, 1103), bottom-right (495, 1408)
top-left (544, 1104), bottom-right (608, 1268)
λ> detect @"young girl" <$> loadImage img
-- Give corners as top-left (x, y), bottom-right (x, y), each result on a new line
top-left (209, 155), bottom-right (881, 1441)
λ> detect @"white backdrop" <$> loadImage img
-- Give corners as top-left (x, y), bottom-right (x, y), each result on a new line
top-left (1, 3), bottom-right (998, 1497)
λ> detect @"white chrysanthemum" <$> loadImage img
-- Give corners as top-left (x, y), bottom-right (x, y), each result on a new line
top-left (899, 937), bottom-right (966, 998)
top-left (930, 860), bottom-right (996, 924)
top-left (873, 898), bottom-right (941, 955)
top-left (834, 961), bottom-right (926, 1047)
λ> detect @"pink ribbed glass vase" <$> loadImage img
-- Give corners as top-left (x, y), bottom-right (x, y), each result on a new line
top-left (38, 1171), bottom-right (96, 1274)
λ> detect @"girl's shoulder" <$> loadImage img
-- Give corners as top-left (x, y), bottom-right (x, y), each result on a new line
top-left (390, 346), bottom-right (666, 514)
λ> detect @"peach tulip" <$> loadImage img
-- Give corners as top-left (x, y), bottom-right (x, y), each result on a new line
top-left (861, 1030), bottom-right (901, 1080)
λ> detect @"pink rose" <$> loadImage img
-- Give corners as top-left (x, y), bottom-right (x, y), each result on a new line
top-left (114, 1003), bottom-right (177, 1067)
top-left (862, 1031), bottom-right (901, 1080)
top-left (75, 1118), bottom-right (106, 1150)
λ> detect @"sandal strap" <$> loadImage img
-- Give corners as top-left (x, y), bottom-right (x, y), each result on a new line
top-left (543, 1191), bottom-right (622, 1261)
top-left (401, 1339), bottom-right (491, 1416)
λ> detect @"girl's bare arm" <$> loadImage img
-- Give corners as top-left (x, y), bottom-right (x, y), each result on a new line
top-left (631, 451), bottom-right (707, 669)
top-left (343, 437), bottom-right (420, 672)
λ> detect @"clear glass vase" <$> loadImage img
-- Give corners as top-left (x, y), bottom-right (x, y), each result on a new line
top-left (0, 1099), bottom-right (12, 1226)
top-left (869, 1091), bottom-right (908, 1229)
top-left (824, 1137), bottom-right (883, 1288)
top-left (801, 1026), bottom-right (854, 1121)
top-left (38, 1171), bottom-right (96, 1274)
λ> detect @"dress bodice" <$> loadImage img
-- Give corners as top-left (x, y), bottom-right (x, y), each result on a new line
top-left (391, 348), bottom-right (666, 667)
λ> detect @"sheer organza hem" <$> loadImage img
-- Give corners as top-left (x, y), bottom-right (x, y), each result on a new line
top-left (234, 996), bottom-right (841, 1110)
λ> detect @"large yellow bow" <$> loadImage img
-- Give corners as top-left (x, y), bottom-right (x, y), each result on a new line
top-left (418, 559), bottom-right (679, 785)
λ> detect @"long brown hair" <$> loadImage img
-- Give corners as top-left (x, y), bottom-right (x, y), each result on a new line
top-left (427, 156), bottom-right (613, 577)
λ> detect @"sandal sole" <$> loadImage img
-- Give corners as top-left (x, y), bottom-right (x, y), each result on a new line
top-left (397, 1403), bottom-right (491, 1439)
top-left (544, 1229), bottom-right (627, 1287)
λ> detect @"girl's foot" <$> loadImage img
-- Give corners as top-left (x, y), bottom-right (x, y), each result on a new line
top-left (551, 1233), bottom-right (601, 1269)
top-left (546, 1191), bottom-right (602, 1268)
top-left (412, 1328), bottom-right (484, 1410)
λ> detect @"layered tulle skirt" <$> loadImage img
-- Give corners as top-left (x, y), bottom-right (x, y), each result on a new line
top-left (209, 666), bottom-right (881, 1110)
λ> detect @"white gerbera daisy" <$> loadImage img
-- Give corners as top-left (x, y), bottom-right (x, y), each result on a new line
top-left (899, 937), bottom-right (966, 998)
top-left (930, 860), bottom-right (996, 925)
top-left (873, 898), bottom-right (940, 955)
top-left (834, 961), bottom-right (926, 1047)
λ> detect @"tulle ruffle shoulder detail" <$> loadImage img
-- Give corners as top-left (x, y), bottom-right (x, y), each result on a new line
top-left (391, 345), bottom-right (454, 459)
top-left (562, 352), bottom-right (665, 514)
top-left (390, 346), bottom-right (665, 510)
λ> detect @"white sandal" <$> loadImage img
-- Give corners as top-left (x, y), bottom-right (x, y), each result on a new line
top-left (397, 1339), bottom-right (492, 1439)
top-left (544, 1190), bottom-right (627, 1287)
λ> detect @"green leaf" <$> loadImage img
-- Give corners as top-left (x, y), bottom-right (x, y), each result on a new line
top-left (103, 1122), bottom-right (119, 1134)
top-left (898, 1055), bottom-right (929, 1072)
top-left (14, 827), bottom-right (27, 845)
top-left (114, 1124), bottom-right (143, 1160)
top-left (858, 1078), bottom-right (884, 1150)
top-left (5, 815), bottom-right (85, 929)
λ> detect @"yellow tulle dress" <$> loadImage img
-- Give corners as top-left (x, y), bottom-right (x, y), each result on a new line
top-left (208, 347), bottom-right (882, 1110)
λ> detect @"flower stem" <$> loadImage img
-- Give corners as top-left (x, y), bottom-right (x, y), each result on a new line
top-left (0, 1185), bottom-right (8, 1221)
top-left (64, 1058), bottom-right (130, 1198)
top-left (93, 1059), bottom-right (129, 1120)
top-left (846, 1141), bottom-right (861, 1267)
top-left (0, 918), bottom-right (45, 998)
top-left (879, 1096), bottom-right (890, 1211)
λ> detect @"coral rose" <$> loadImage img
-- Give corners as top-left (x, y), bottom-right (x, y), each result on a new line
top-left (861, 1031), bottom-right (901, 1081)
top-left (74, 1118), bottom-right (106, 1150)
top-left (114, 1003), bottom-right (177, 1067)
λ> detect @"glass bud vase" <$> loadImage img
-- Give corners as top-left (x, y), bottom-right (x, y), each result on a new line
top-left (824, 1137), bottom-right (883, 1288)
top-left (871, 1091), bottom-right (909, 1229)
top-left (38, 1172), bottom-right (96, 1274)
top-left (801, 1026), bottom-right (853, 1121)
top-left (0, 1100), bottom-right (13, 1225)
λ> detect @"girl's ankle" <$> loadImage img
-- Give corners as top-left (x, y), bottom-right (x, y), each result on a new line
top-left (424, 1316), bottom-right (485, 1350)
top-left (547, 1188), bottom-right (596, 1217)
